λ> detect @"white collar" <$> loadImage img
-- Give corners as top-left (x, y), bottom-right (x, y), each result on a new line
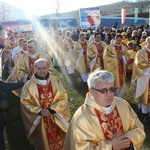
top-left (29, 52), bottom-right (38, 58)
top-left (114, 42), bottom-right (121, 46)
top-left (38, 79), bottom-right (47, 85)
top-left (94, 41), bottom-right (101, 44)
top-left (100, 105), bottom-right (113, 114)
top-left (80, 40), bottom-right (86, 43)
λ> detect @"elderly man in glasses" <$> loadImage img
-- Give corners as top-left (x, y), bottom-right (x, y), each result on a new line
top-left (63, 69), bottom-right (145, 150)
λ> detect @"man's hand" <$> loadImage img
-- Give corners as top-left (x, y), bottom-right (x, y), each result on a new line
top-left (112, 133), bottom-right (131, 150)
top-left (117, 55), bottom-right (122, 60)
top-left (22, 77), bottom-right (28, 83)
top-left (41, 109), bottom-right (50, 117)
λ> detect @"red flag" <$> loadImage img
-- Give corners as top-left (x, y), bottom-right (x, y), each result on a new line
top-left (121, 8), bottom-right (126, 24)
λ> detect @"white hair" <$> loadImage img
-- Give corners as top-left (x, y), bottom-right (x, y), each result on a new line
top-left (87, 69), bottom-right (114, 88)
top-left (146, 36), bottom-right (150, 42)
top-left (65, 31), bottom-right (72, 37)
top-left (34, 58), bottom-right (49, 68)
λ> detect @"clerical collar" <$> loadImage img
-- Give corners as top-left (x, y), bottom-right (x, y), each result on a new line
top-left (80, 40), bottom-right (86, 43)
top-left (146, 46), bottom-right (150, 52)
top-left (29, 52), bottom-right (38, 58)
top-left (94, 41), bottom-right (101, 44)
top-left (114, 42), bottom-right (121, 46)
top-left (38, 80), bottom-right (47, 85)
top-left (35, 73), bottom-right (49, 80)
top-left (90, 96), bottom-right (113, 114)
top-left (101, 105), bottom-right (113, 114)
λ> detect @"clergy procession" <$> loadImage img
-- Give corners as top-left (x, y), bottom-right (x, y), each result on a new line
top-left (1, 24), bottom-right (150, 150)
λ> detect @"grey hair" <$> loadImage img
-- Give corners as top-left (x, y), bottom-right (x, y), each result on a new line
top-left (87, 69), bottom-right (114, 88)
top-left (34, 58), bottom-right (49, 68)
top-left (146, 36), bottom-right (150, 42)
top-left (65, 31), bottom-right (72, 37)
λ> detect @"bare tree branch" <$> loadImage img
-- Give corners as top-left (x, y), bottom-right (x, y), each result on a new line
top-left (53, 0), bottom-right (63, 17)
top-left (0, 1), bottom-right (10, 20)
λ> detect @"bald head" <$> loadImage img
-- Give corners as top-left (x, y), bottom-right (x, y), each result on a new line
top-left (146, 36), bottom-right (150, 42)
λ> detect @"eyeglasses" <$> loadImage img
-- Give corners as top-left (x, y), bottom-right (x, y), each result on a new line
top-left (91, 87), bottom-right (115, 94)
top-left (28, 46), bottom-right (33, 48)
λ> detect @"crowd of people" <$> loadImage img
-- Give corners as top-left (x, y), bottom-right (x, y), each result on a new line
top-left (0, 24), bottom-right (150, 150)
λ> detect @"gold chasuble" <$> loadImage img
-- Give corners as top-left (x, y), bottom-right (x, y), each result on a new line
top-left (21, 74), bottom-right (71, 150)
top-left (131, 48), bottom-right (150, 105)
top-left (14, 50), bottom-right (26, 65)
top-left (63, 93), bottom-right (145, 150)
top-left (81, 42), bottom-right (90, 73)
top-left (87, 41), bottom-right (107, 72)
top-left (87, 41), bottom-right (107, 71)
top-left (95, 42), bottom-right (104, 69)
top-left (62, 38), bottom-right (75, 72)
top-left (103, 43), bottom-right (128, 88)
top-left (115, 45), bottom-right (124, 87)
top-left (29, 56), bottom-right (39, 75)
top-left (73, 40), bottom-right (90, 74)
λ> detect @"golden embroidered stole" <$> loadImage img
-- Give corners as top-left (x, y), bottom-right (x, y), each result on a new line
top-left (37, 82), bottom-right (63, 150)
top-left (95, 42), bottom-right (104, 69)
top-left (146, 51), bottom-right (150, 105)
top-left (115, 45), bottom-right (124, 87)
top-left (81, 42), bottom-right (90, 72)
top-left (95, 106), bottom-right (124, 140)
top-left (29, 56), bottom-right (39, 75)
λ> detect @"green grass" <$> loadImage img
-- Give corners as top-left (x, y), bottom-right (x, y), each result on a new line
top-left (120, 88), bottom-right (150, 150)
top-left (4, 67), bottom-right (150, 149)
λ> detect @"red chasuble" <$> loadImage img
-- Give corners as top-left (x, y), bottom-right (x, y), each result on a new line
top-left (95, 43), bottom-right (104, 69)
top-left (37, 82), bottom-right (63, 150)
top-left (81, 42), bottom-right (90, 73)
top-left (115, 45), bottom-right (124, 87)
top-left (95, 106), bottom-right (124, 140)
top-left (29, 56), bottom-right (39, 75)
top-left (146, 51), bottom-right (150, 105)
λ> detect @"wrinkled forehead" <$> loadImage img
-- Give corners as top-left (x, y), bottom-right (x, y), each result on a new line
top-left (146, 38), bottom-right (150, 43)
top-left (35, 61), bottom-right (48, 68)
top-left (95, 81), bottom-right (114, 88)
